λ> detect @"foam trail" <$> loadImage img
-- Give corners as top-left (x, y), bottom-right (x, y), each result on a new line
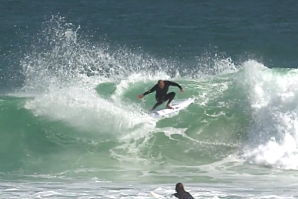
top-left (24, 80), bottom-right (155, 134)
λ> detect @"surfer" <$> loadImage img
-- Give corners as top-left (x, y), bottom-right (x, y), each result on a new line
top-left (172, 183), bottom-right (195, 199)
top-left (137, 80), bottom-right (184, 112)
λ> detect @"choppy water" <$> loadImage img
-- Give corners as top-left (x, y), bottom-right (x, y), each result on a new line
top-left (1, 1), bottom-right (298, 198)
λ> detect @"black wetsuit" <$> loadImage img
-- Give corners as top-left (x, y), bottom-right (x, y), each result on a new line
top-left (142, 80), bottom-right (182, 111)
top-left (173, 192), bottom-right (195, 199)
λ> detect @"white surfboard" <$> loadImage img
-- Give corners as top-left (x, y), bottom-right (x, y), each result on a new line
top-left (150, 191), bottom-right (163, 198)
top-left (150, 98), bottom-right (195, 117)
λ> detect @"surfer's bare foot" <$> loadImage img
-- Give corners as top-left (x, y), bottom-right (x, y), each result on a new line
top-left (166, 105), bottom-right (173, 109)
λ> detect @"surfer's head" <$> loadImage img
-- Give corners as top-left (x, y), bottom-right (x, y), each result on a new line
top-left (175, 182), bottom-right (185, 193)
top-left (158, 80), bottom-right (165, 88)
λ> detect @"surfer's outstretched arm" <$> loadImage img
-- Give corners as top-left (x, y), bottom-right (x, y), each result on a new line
top-left (143, 85), bottom-right (158, 96)
top-left (137, 84), bottom-right (157, 99)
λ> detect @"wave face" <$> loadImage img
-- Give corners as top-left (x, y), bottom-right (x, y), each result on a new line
top-left (1, 16), bottom-right (298, 178)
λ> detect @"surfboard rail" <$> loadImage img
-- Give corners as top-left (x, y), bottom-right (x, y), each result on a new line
top-left (150, 98), bottom-right (195, 117)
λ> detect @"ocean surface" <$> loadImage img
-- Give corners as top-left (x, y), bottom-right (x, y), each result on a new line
top-left (1, 0), bottom-right (298, 198)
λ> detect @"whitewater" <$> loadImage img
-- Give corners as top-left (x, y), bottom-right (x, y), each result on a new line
top-left (1, 16), bottom-right (298, 199)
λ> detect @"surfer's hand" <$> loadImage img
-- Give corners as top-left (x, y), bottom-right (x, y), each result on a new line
top-left (180, 89), bottom-right (184, 93)
top-left (137, 94), bottom-right (144, 99)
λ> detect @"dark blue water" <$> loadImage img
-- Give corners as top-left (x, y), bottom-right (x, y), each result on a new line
top-left (1, 0), bottom-right (298, 91)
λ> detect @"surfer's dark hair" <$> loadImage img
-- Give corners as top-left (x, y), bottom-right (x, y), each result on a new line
top-left (175, 182), bottom-right (185, 193)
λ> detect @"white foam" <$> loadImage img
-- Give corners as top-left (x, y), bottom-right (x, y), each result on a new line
top-left (24, 80), bottom-right (154, 135)
top-left (240, 60), bottom-right (298, 170)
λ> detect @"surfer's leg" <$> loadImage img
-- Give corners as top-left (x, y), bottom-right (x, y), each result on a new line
top-left (150, 101), bottom-right (163, 112)
top-left (164, 92), bottom-right (175, 109)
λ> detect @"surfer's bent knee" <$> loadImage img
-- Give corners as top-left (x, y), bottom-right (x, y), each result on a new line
top-left (169, 92), bottom-right (176, 98)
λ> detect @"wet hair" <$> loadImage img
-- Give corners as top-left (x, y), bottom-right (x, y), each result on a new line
top-left (175, 182), bottom-right (185, 193)
top-left (158, 80), bottom-right (163, 84)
